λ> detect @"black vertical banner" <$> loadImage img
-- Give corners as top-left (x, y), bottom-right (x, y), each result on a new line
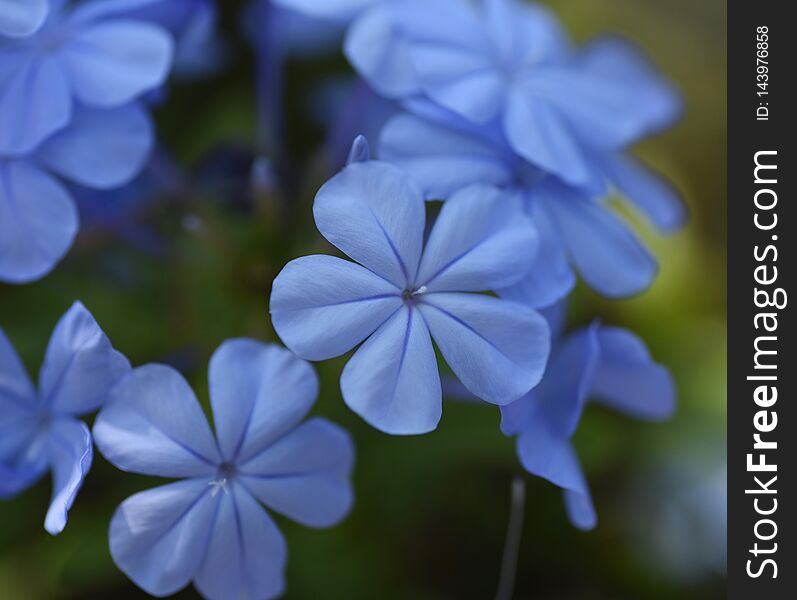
top-left (728, 1), bottom-right (795, 597)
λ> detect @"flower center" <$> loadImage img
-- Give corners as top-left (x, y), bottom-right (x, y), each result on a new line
top-left (209, 462), bottom-right (237, 497)
top-left (401, 286), bottom-right (427, 302)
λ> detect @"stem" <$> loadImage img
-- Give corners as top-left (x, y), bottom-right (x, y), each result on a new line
top-left (255, 0), bottom-right (284, 161)
top-left (495, 477), bottom-right (526, 600)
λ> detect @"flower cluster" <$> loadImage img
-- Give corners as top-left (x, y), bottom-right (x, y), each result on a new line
top-left (2, 1), bottom-right (684, 598)
top-left (273, 0), bottom-right (682, 527)
top-left (0, 0), bottom-right (177, 283)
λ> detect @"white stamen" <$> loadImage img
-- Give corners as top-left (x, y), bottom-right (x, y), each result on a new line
top-left (412, 286), bottom-right (427, 296)
top-left (208, 478), bottom-right (230, 497)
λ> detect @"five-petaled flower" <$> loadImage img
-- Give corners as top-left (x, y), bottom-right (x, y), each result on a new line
top-left (500, 321), bottom-right (676, 529)
top-left (270, 158), bottom-right (550, 435)
top-left (93, 340), bottom-right (355, 600)
top-left (0, 301), bottom-right (130, 534)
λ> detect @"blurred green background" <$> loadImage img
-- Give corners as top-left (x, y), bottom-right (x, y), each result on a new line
top-left (0, 0), bottom-right (726, 598)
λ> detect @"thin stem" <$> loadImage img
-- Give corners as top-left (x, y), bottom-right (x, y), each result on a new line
top-left (255, 0), bottom-right (284, 161)
top-left (495, 477), bottom-right (526, 600)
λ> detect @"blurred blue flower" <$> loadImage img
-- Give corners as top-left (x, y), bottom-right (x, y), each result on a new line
top-left (93, 340), bottom-right (354, 600)
top-left (0, 0), bottom-right (49, 37)
top-left (500, 322), bottom-right (675, 529)
top-left (0, 0), bottom-right (173, 156)
top-left (270, 156), bottom-right (549, 435)
top-left (346, 0), bottom-right (681, 190)
top-left (380, 102), bottom-right (685, 305)
top-left (273, 0), bottom-right (378, 23)
top-left (0, 301), bottom-right (130, 535)
top-left (0, 103), bottom-right (154, 283)
top-left (122, 0), bottom-right (227, 80)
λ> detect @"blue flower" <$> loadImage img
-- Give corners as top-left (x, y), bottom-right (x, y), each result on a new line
top-left (273, 0), bottom-right (378, 23)
top-left (0, 301), bottom-right (130, 534)
top-left (0, 103), bottom-right (154, 283)
top-left (270, 156), bottom-right (550, 435)
top-left (379, 102), bottom-right (685, 305)
top-left (346, 0), bottom-right (681, 190)
top-left (499, 322), bottom-right (675, 529)
top-left (0, 0), bottom-right (49, 37)
top-left (93, 340), bottom-right (355, 600)
top-left (0, 0), bottom-right (173, 156)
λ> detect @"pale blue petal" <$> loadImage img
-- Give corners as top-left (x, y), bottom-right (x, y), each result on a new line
top-left (416, 186), bottom-right (537, 292)
top-left (38, 301), bottom-right (130, 416)
top-left (346, 134), bottom-right (371, 165)
top-left (59, 20), bottom-right (173, 107)
top-left (209, 340), bottom-right (318, 463)
top-left (579, 37), bottom-right (681, 139)
top-left (273, 0), bottom-right (376, 21)
top-left (0, 461), bottom-right (45, 498)
top-left (93, 364), bottom-right (220, 477)
top-left (0, 54), bottom-right (71, 156)
top-left (600, 153), bottom-right (686, 233)
top-left (498, 391), bottom-right (535, 437)
top-left (0, 160), bottom-right (78, 284)
top-left (314, 160), bottom-right (425, 287)
top-left (270, 255), bottom-right (402, 361)
top-left (0, 0), bottom-right (48, 37)
top-left (544, 185), bottom-right (658, 298)
top-left (515, 418), bottom-right (596, 530)
top-left (344, 7), bottom-right (421, 98)
top-left (67, 0), bottom-right (167, 24)
top-left (239, 418), bottom-right (354, 527)
top-left (109, 478), bottom-right (218, 597)
top-left (0, 325), bottom-right (36, 408)
top-left (379, 111), bottom-right (513, 199)
top-left (592, 327), bottom-right (676, 420)
top-left (341, 306), bottom-right (441, 435)
top-left (37, 104), bottom-right (154, 190)
top-left (534, 324), bottom-right (601, 438)
top-left (44, 418), bottom-right (92, 535)
top-left (194, 485), bottom-right (286, 600)
top-left (419, 293), bottom-right (549, 405)
top-left (410, 43), bottom-right (504, 123)
top-left (484, 0), bottom-right (568, 66)
top-left (498, 199), bottom-right (575, 308)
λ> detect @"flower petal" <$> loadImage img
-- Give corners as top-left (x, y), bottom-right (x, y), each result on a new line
top-left (313, 160), bottom-right (425, 287)
top-left (270, 255), bottom-right (402, 361)
top-left (0, 0), bottom-right (48, 37)
top-left (498, 199), bottom-right (575, 308)
top-left (239, 418), bottom-right (354, 527)
top-left (0, 461), bottom-right (45, 498)
top-left (341, 306), bottom-right (441, 435)
top-left (600, 153), bottom-right (686, 233)
top-left (209, 340), bottom-right (318, 463)
top-left (0, 54), bottom-right (72, 155)
top-left (417, 185), bottom-right (537, 292)
top-left (37, 103), bottom-right (154, 190)
top-left (194, 485), bottom-right (287, 600)
top-left (379, 111), bottom-right (514, 199)
top-left (109, 478), bottom-right (218, 597)
top-left (0, 160), bottom-right (78, 284)
top-left (93, 364), bottom-right (220, 477)
top-left (44, 418), bottom-right (93, 535)
top-left (419, 293), bottom-right (549, 405)
top-left (591, 327), bottom-right (676, 420)
top-left (544, 184), bottom-right (658, 298)
top-left (273, 0), bottom-right (376, 21)
top-left (59, 20), bottom-right (173, 107)
top-left (0, 325), bottom-right (36, 409)
top-left (503, 86), bottom-right (597, 189)
top-left (534, 324), bottom-right (601, 438)
top-left (515, 419), bottom-right (596, 530)
top-left (38, 301), bottom-right (130, 416)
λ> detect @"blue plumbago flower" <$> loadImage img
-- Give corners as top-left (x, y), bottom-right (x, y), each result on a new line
top-left (0, 0), bottom-right (49, 37)
top-left (272, 0), bottom-right (378, 23)
top-left (270, 156), bottom-right (550, 435)
top-left (0, 103), bottom-right (154, 283)
top-left (500, 321), bottom-right (675, 530)
top-left (93, 340), bottom-right (355, 600)
top-left (379, 101), bottom-right (685, 305)
top-left (345, 0), bottom-right (681, 191)
top-left (0, 0), bottom-right (173, 156)
top-left (0, 301), bottom-right (130, 534)
top-left (123, 0), bottom-right (227, 80)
